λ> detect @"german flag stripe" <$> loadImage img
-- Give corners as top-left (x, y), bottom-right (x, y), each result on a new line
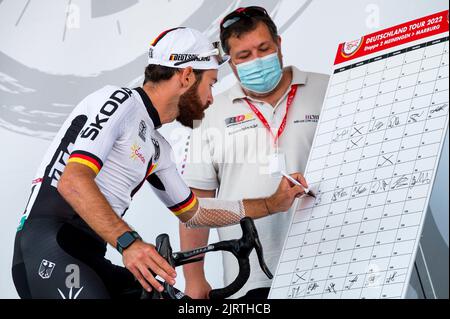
top-left (146, 163), bottom-right (157, 178)
top-left (68, 151), bottom-right (103, 175)
top-left (150, 27), bottom-right (185, 46)
top-left (169, 192), bottom-right (197, 216)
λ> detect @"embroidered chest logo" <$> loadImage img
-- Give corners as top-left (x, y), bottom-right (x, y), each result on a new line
top-left (151, 137), bottom-right (160, 162)
top-left (294, 114), bottom-right (319, 123)
top-left (138, 120), bottom-right (147, 142)
top-left (131, 143), bottom-right (146, 164)
top-left (224, 113), bottom-right (254, 127)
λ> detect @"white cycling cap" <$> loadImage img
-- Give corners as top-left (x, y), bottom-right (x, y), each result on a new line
top-left (148, 27), bottom-right (229, 70)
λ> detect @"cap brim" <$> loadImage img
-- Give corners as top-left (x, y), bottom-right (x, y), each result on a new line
top-left (217, 54), bottom-right (230, 68)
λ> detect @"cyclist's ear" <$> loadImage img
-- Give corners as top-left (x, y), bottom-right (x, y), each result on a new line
top-left (179, 67), bottom-right (196, 92)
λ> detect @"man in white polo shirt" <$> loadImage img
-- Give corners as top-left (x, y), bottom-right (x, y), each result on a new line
top-left (180, 6), bottom-right (329, 299)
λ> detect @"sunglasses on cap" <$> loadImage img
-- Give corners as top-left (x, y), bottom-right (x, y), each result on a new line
top-left (174, 41), bottom-right (229, 67)
top-left (220, 6), bottom-right (269, 31)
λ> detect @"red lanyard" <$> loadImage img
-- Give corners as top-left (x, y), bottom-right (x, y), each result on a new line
top-left (244, 84), bottom-right (298, 146)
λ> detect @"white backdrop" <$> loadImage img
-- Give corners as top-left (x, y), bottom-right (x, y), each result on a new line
top-left (0, 0), bottom-right (448, 298)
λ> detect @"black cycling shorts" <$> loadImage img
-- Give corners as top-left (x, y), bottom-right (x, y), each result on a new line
top-left (12, 217), bottom-right (141, 299)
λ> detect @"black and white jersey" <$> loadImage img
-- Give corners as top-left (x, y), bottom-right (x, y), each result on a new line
top-left (18, 86), bottom-right (197, 230)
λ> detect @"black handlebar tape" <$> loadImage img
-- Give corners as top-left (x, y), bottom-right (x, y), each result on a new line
top-left (155, 234), bottom-right (182, 299)
top-left (155, 234), bottom-right (172, 261)
top-left (208, 257), bottom-right (251, 299)
top-left (207, 218), bottom-right (259, 299)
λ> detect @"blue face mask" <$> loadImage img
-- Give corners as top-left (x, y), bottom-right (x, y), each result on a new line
top-left (236, 52), bottom-right (282, 94)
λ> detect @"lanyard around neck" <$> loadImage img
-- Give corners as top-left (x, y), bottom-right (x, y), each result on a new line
top-left (244, 84), bottom-right (298, 147)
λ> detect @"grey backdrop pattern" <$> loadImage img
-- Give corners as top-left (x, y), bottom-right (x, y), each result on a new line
top-left (0, 0), bottom-right (312, 139)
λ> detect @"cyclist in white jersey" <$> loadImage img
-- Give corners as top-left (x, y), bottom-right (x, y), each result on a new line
top-left (12, 27), bottom-right (309, 299)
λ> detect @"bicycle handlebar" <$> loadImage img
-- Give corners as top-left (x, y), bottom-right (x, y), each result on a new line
top-left (205, 217), bottom-right (273, 299)
top-left (144, 217), bottom-right (273, 299)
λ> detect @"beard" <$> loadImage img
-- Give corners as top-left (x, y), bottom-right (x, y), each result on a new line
top-left (176, 82), bottom-right (210, 129)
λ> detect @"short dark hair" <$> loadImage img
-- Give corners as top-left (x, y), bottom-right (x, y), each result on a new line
top-left (143, 64), bottom-right (205, 85)
top-left (143, 64), bottom-right (179, 85)
top-left (220, 16), bottom-right (278, 55)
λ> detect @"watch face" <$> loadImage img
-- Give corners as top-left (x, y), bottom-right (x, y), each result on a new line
top-left (119, 232), bottom-right (136, 249)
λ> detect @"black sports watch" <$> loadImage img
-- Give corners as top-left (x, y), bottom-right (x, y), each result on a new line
top-left (116, 231), bottom-right (141, 254)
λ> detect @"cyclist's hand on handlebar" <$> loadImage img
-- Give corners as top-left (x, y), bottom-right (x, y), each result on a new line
top-left (185, 278), bottom-right (212, 299)
top-left (267, 172), bottom-right (308, 213)
top-left (122, 240), bottom-right (177, 293)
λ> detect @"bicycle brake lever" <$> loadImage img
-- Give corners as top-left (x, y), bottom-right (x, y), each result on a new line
top-left (155, 234), bottom-right (180, 299)
top-left (155, 234), bottom-right (173, 265)
top-left (241, 218), bottom-right (274, 280)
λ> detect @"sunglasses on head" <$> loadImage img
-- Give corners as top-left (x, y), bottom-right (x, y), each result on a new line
top-left (174, 41), bottom-right (228, 67)
top-left (220, 6), bottom-right (269, 31)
